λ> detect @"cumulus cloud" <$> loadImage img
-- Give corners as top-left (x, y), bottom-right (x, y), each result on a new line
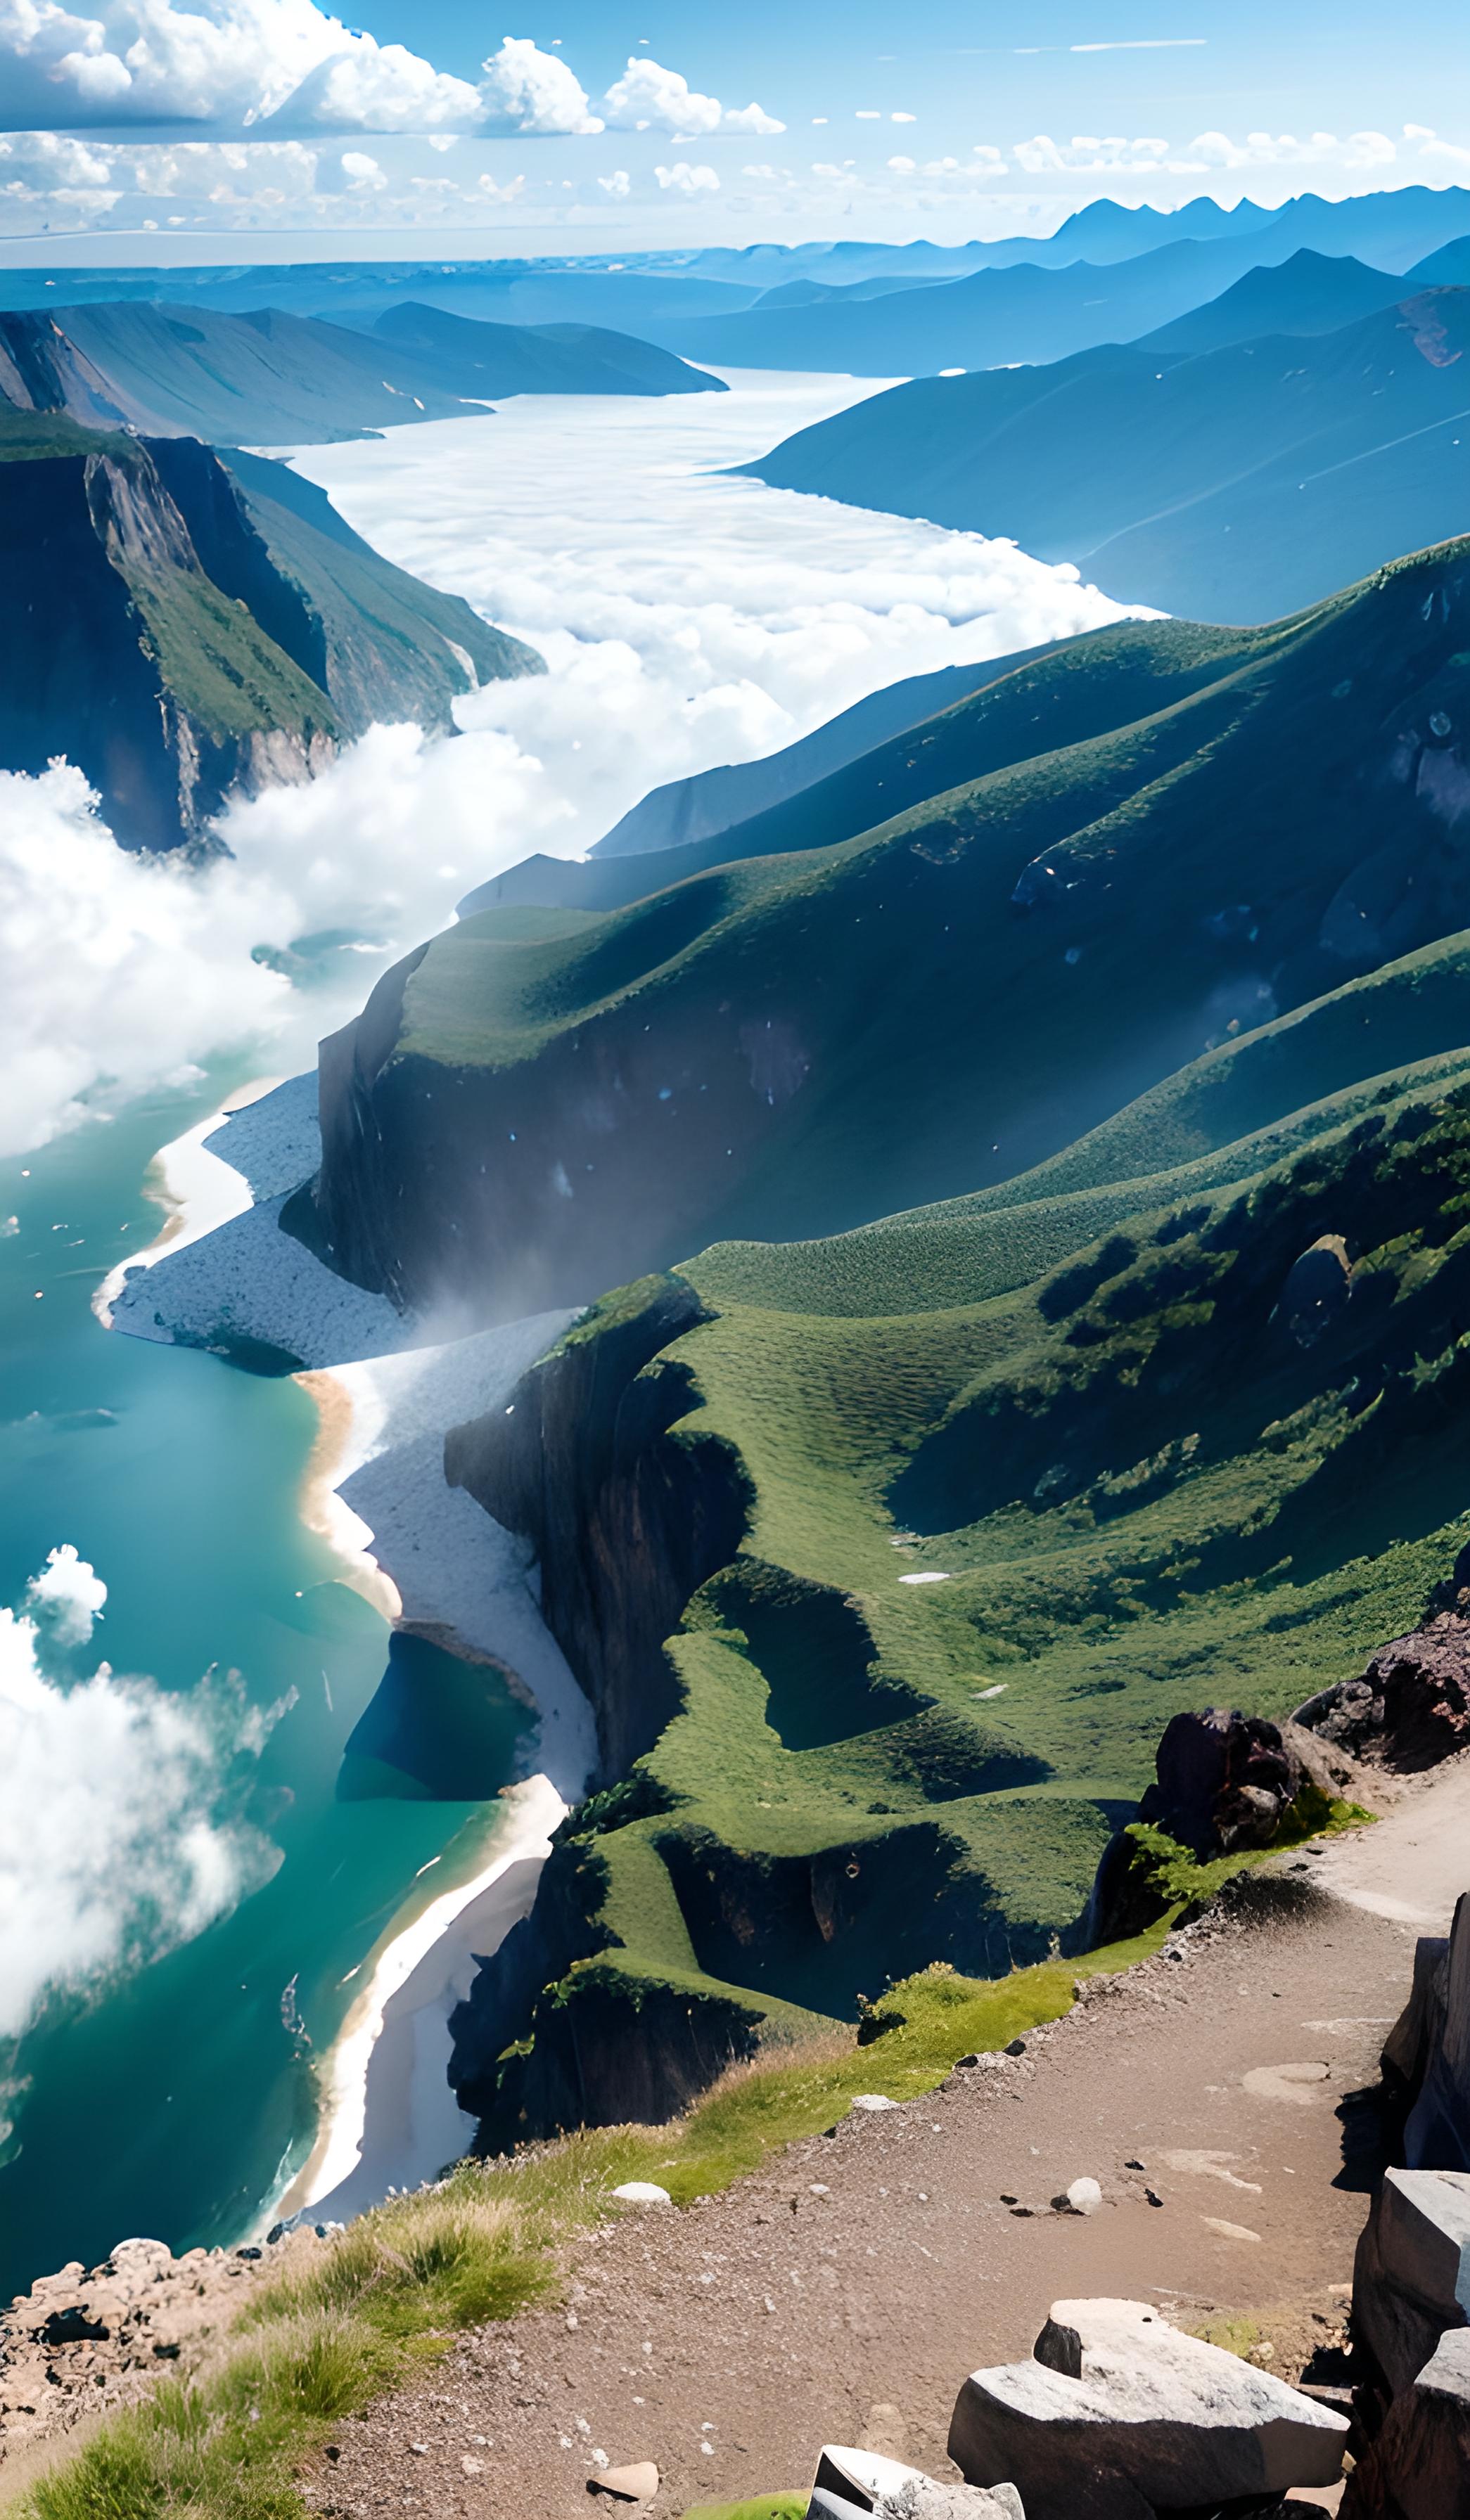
top-left (1014, 131), bottom-right (1170, 173)
top-left (4, 380), bottom-right (1139, 1163)
top-left (0, 2), bottom-right (607, 137)
top-left (1405, 122), bottom-right (1470, 167)
top-left (0, 0), bottom-right (475, 131)
top-left (656, 158), bottom-right (719, 193)
top-left (1177, 125), bottom-right (1395, 172)
top-left (478, 35), bottom-right (602, 135)
top-left (603, 53), bottom-right (782, 136)
top-left (597, 167), bottom-right (630, 197)
top-left (0, 1550), bottom-right (283, 2042)
top-left (25, 1545), bottom-right (107, 1651)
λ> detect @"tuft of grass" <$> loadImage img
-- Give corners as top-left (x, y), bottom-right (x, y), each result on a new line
top-left (680, 2498), bottom-right (809, 2520)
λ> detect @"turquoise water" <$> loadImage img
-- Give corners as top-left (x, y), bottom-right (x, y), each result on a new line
top-left (0, 1076), bottom-right (531, 2299)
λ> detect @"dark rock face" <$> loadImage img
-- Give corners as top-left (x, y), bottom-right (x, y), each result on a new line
top-left (443, 1277), bottom-right (758, 2148)
top-left (1294, 1615), bottom-right (1470, 1770)
top-left (0, 437), bottom-right (332, 851)
top-left (445, 1274), bottom-right (750, 1780)
top-left (1380, 1891), bottom-right (1470, 2177)
top-left (1276, 1233), bottom-right (1353, 1346)
top-left (1343, 2326), bottom-right (1470, 2519)
top-left (1137, 1706), bottom-right (1303, 1858)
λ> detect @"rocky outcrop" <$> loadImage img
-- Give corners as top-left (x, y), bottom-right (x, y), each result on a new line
top-left (1350, 2168), bottom-right (1470, 2417)
top-left (0, 2227), bottom-right (330, 2464)
top-left (1294, 1615), bottom-right (1470, 1770)
top-left (811, 2444), bottom-right (1023, 2519)
top-left (1136, 1706), bottom-right (1303, 1858)
top-left (1343, 2326), bottom-right (1470, 2518)
top-left (1, 416), bottom-right (539, 851)
top-left (947, 2296), bottom-right (1348, 2519)
top-left (1, 432), bottom-right (334, 851)
top-left (445, 1275), bottom-right (750, 1781)
top-left (1381, 1894), bottom-right (1470, 2175)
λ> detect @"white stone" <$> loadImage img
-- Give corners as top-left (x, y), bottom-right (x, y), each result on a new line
top-left (852, 2093), bottom-right (901, 2113)
top-left (1065, 2179), bottom-right (1102, 2216)
top-left (610, 2182), bottom-right (672, 2206)
top-left (812, 2445), bottom-right (1023, 2519)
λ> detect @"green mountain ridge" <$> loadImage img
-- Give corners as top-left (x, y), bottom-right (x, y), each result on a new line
top-left (295, 539), bottom-right (1470, 1320)
top-left (0, 411), bottom-right (539, 849)
top-left (445, 917), bottom-right (1470, 2148)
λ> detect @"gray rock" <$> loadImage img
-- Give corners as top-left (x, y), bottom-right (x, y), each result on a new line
top-left (1352, 2166), bottom-right (1470, 2406)
top-left (810, 2445), bottom-right (1023, 2519)
top-left (1404, 1893), bottom-right (1470, 2173)
top-left (1342, 2325), bottom-right (1470, 2517)
top-left (947, 2297), bottom-right (1347, 2519)
top-left (1276, 1235), bottom-right (1351, 1347)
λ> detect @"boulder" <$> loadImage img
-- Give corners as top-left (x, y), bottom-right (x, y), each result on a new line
top-left (608, 2183), bottom-right (672, 2207)
top-left (810, 2445), bottom-right (1023, 2519)
top-left (1293, 1616), bottom-right (1470, 1770)
top-left (947, 2296), bottom-right (1348, 2520)
top-left (1341, 2325), bottom-right (1470, 2517)
top-left (1275, 1235), bottom-right (1352, 1346)
top-left (1137, 1708), bottom-right (1301, 1858)
top-left (1402, 1894), bottom-right (1470, 2173)
top-left (1351, 2168), bottom-right (1470, 2410)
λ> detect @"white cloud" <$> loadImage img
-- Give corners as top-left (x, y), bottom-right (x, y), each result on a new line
top-left (1177, 126), bottom-right (1395, 172)
top-left (603, 53), bottom-right (781, 136)
top-left (597, 166), bottom-right (630, 197)
top-left (1405, 122), bottom-right (1470, 167)
top-left (338, 147), bottom-right (385, 188)
top-left (25, 1545), bottom-right (107, 1651)
top-left (891, 111), bottom-right (915, 123)
top-left (1014, 131), bottom-right (1170, 173)
top-left (656, 158), bottom-right (719, 193)
top-left (3, 380), bottom-right (1139, 1163)
top-left (478, 34), bottom-right (602, 135)
top-left (0, 1550), bottom-right (283, 2042)
top-left (0, 3), bottom-right (610, 137)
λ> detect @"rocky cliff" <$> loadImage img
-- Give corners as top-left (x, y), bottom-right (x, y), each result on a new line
top-left (0, 410), bottom-right (539, 849)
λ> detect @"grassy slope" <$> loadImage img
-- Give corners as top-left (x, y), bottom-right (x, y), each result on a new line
top-left (484, 928), bottom-right (1470, 2063)
top-left (317, 539), bottom-right (1470, 1322)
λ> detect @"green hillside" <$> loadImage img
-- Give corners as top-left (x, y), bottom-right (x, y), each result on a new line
top-left (0, 413), bottom-right (539, 847)
top-left (301, 538), bottom-right (1470, 1318)
top-left (740, 286), bottom-right (1470, 621)
top-left (449, 922), bottom-right (1470, 2145)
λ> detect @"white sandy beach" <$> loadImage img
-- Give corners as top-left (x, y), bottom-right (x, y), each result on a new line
top-left (106, 1081), bottom-right (598, 2234)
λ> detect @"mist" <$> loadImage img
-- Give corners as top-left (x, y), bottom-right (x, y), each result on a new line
top-left (1, 375), bottom-right (1139, 1162)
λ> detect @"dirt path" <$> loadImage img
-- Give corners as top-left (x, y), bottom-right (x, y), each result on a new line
top-left (315, 1771), bottom-right (1470, 2520)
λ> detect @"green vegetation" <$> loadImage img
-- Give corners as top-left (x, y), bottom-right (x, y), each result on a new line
top-left (681, 2499), bottom-right (809, 2519)
top-left (464, 926), bottom-right (1466, 2119)
top-left (309, 539), bottom-right (1470, 1319)
top-left (23, 1938), bottom-right (1181, 2520)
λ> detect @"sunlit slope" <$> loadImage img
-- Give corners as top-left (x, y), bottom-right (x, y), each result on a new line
top-left (456, 936), bottom-right (1470, 2134)
top-left (305, 541), bottom-right (1470, 1316)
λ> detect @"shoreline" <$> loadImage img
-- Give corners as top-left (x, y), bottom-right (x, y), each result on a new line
top-left (98, 1085), bottom-right (595, 2245)
top-left (91, 1074), bottom-right (282, 1327)
top-left (273, 1775), bottom-right (565, 2225)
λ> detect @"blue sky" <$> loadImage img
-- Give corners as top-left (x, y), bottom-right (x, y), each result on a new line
top-left (1, 0), bottom-right (1467, 259)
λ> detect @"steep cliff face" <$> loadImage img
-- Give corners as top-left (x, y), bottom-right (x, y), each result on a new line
top-left (0, 410), bottom-right (540, 847)
top-left (300, 544), bottom-right (1470, 1323)
top-left (0, 431), bottom-right (335, 851)
top-left (444, 1273), bottom-right (752, 1779)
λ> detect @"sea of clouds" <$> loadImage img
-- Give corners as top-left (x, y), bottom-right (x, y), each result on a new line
top-left (0, 1545), bottom-right (282, 2049)
top-left (0, 373), bottom-right (1137, 1162)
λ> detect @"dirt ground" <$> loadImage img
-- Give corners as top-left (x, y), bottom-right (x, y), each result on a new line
top-left (311, 1766), bottom-right (1470, 2520)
